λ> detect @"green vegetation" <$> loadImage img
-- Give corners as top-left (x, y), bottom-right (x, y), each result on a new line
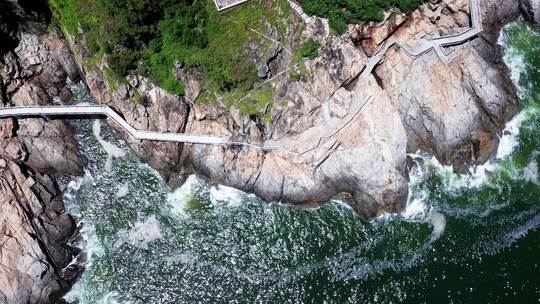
top-left (48, 0), bottom-right (291, 97)
top-left (132, 91), bottom-right (147, 105)
top-left (289, 61), bottom-right (309, 81)
top-left (294, 38), bottom-right (320, 62)
top-left (234, 87), bottom-right (275, 122)
top-left (298, 0), bottom-right (425, 33)
top-left (289, 69), bottom-right (301, 81)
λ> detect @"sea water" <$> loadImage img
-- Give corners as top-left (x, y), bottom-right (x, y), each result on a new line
top-left (63, 22), bottom-right (539, 303)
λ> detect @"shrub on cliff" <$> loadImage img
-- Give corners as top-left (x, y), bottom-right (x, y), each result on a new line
top-left (48, 0), bottom-right (269, 96)
top-left (298, 0), bottom-right (425, 33)
top-left (295, 38), bottom-right (320, 62)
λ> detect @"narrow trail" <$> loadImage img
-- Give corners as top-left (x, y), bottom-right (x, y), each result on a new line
top-left (359, 0), bottom-right (482, 78)
top-left (0, 0), bottom-right (482, 156)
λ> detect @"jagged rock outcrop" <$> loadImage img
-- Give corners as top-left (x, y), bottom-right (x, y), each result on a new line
top-left (83, 70), bottom-right (189, 177)
top-left (362, 0), bottom-right (519, 171)
top-left (0, 157), bottom-right (80, 304)
top-left (521, 0), bottom-right (540, 25)
top-left (60, 0), bottom-right (530, 218)
top-left (2, 31), bottom-right (84, 176)
top-left (0, 2), bottom-right (84, 302)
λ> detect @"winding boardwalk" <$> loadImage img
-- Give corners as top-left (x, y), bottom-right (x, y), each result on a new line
top-left (213, 0), bottom-right (248, 11)
top-left (0, 105), bottom-right (232, 146)
top-left (0, 0), bottom-right (483, 154)
top-left (360, 0), bottom-right (482, 79)
top-left (287, 0), bottom-right (312, 23)
top-left (0, 103), bottom-right (368, 156)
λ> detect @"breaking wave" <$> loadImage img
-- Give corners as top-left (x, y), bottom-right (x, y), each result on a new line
top-left (62, 22), bottom-right (540, 303)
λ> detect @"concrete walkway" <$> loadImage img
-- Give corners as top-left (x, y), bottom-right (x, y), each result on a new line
top-left (213, 0), bottom-right (248, 11)
top-left (287, 0), bottom-right (312, 23)
top-left (0, 105), bottom-right (234, 145)
top-left (360, 0), bottom-right (482, 79)
top-left (0, 0), bottom-right (483, 156)
top-left (0, 102), bottom-right (376, 156)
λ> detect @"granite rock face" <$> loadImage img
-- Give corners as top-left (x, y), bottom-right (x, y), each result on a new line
top-left (0, 159), bottom-right (80, 304)
top-left (83, 70), bottom-right (189, 178)
top-left (64, 0), bottom-right (528, 218)
top-left (183, 0), bottom-right (521, 216)
top-left (2, 31), bottom-right (84, 176)
top-left (366, 0), bottom-right (520, 171)
top-left (0, 2), bottom-right (84, 301)
top-left (521, 0), bottom-right (540, 25)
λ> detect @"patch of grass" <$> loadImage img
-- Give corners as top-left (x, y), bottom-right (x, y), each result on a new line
top-left (294, 38), bottom-right (320, 62)
top-left (289, 69), bottom-right (301, 81)
top-left (197, 90), bottom-right (217, 104)
top-left (132, 90), bottom-right (147, 105)
top-left (237, 86), bottom-right (275, 119)
top-left (103, 67), bottom-right (125, 92)
top-left (288, 62), bottom-right (309, 81)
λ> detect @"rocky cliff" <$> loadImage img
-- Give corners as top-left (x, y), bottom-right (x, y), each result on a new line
top-left (0, 2), bottom-right (84, 302)
top-left (0, 0), bottom-right (537, 301)
top-left (59, 0), bottom-right (537, 219)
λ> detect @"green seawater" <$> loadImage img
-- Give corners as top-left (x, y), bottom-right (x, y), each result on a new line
top-left (63, 22), bottom-right (539, 303)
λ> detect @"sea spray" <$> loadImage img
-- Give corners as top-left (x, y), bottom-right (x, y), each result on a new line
top-left (114, 215), bottom-right (163, 249)
top-left (92, 119), bottom-right (126, 171)
top-left (115, 182), bottom-right (130, 198)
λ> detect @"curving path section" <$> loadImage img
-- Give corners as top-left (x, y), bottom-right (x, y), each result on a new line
top-left (0, 105), bottom-right (233, 146)
top-left (360, 0), bottom-right (482, 78)
top-left (0, 104), bottom-right (371, 156)
top-left (0, 0), bottom-right (483, 155)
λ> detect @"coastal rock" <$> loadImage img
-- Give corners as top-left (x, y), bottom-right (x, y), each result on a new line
top-left (0, 160), bottom-right (80, 304)
top-left (2, 32), bottom-right (85, 176)
top-left (350, 13), bottom-right (408, 56)
top-left (350, 0), bottom-right (517, 166)
top-left (14, 33), bottom-right (69, 95)
top-left (270, 36), bottom-right (367, 139)
top-left (64, 0), bottom-right (525, 218)
top-left (0, 8), bottom-right (84, 302)
top-left (521, 0), bottom-right (540, 25)
top-left (84, 71), bottom-right (189, 177)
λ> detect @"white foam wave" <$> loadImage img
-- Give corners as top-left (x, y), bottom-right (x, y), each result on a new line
top-left (63, 170), bottom-right (94, 206)
top-left (63, 223), bottom-right (106, 303)
top-left (429, 211), bottom-right (447, 242)
top-left (115, 215), bottom-right (163, 249)
top-left (166, 175), bottom-right (203, 216)
top-left (499, 25), bottom-right (530, 100)
top-left (496, 111), bottom-right (528, 159)
top-left (92, 120), bottom-right (126, 172)
top-left (400, 197), bottom-right (429, 222)
top-left (165, 252), bottom-right (196, 266)
top-left (523, 160), bottom-right (539, 185)
top-left (209, 184), bottom-right (245, 206)
top-left (115, 182), bottom-right (130, 198)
